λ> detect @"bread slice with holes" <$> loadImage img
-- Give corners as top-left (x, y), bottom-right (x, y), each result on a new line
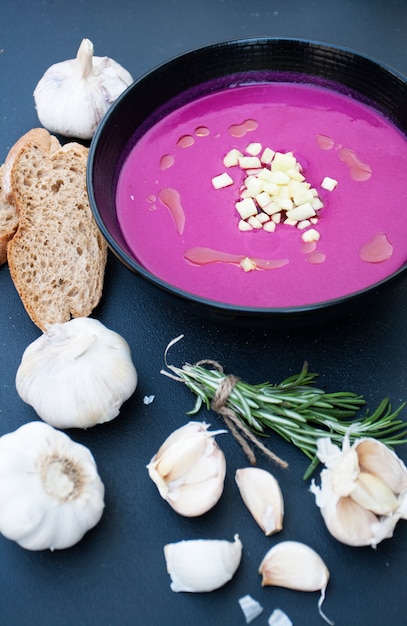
top-left (0, 164), bottom-right (19, 265)
top-left (7, 138), bottom-right (107, 331)
top-left (1, 129), bottom-right (61, 266)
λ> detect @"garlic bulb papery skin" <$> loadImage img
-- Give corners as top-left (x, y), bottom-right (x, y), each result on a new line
top-left (33, 38), bottom-right (133, 139)
top-left (0, 422), bottom-right (105, 551)
top-left (259, 541), bottom-right (333, 626)
top-left (147, 421), bottom-right (227, 517)
top-left (16, 317), bottom-right (138, 429)
top-left (164, 534), bottom-right (242, 592)
top-left (235, 467), bottom-right (284, 535)
top-left (310, 435), bottom-right (407, 547)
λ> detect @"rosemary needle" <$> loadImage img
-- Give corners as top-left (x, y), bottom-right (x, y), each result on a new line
top-left (161, 336), bottom-right (407, 479)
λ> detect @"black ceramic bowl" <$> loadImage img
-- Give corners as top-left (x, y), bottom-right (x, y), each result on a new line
top-left (87, 38), bottom-right (407, 328)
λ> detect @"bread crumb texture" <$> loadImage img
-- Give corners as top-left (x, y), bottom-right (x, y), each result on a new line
top-left (7, 141), bottom-right (107, 330)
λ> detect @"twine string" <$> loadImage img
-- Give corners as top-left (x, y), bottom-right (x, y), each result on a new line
top-left (196, 360), bottom-right (288, 469)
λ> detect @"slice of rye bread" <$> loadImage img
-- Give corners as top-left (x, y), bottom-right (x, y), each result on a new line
top-left (1, 129), bottom-right (61, 265)
top-left (7, 139), bottom-right (107, 331)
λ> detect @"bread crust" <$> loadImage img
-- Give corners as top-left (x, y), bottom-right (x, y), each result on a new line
top-left (1, 129), bottom-right (61, 265)
top-left (0, 165), bottom-right (18, 265)
top-left (7, 137), bottom-right (107, 330)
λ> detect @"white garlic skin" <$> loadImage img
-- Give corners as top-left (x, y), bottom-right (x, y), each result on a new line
top-left (235, 467), bottom-right (284, 535)
top-left (147, 421), bottom-right (226, 517)
top-left (164, 534), bottom-right (242, 592)
top-left (16, 317), bottom-right (138, 429)
top-left (0, 422), bottom-right (105, 550)
top-left (259, 540), bottom-right (329, 592)
top-left (310, 436), bottom-right (407, 547)
top-left (33, 38), bottom-right (133, 139)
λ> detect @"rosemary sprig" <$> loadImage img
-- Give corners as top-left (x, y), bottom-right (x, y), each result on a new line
top-left (161, 336), bottom-right (407, 479)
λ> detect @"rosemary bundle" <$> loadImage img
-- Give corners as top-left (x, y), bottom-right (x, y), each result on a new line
top-left (161, 336), bottom-right (407, 479)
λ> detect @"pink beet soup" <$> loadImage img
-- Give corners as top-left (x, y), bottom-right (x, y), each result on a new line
top-left (116, 81), bottom-right (407, 308)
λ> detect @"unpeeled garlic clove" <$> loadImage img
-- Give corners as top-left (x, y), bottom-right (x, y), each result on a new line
top-left (164, 534), bottom-right (242, 592)
top-left (259, 541), bottom-right (333, 625)
top-left (34, 38), bottom-right (133, 139)
top-left (310, 435), bottom-right (407, 547)
top-left (146, 421), bottom-right (226, 517)
top-left (235, 467), bottom-right (284, 535)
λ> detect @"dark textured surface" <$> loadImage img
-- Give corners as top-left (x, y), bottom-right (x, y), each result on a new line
top-left (1, 2), bottom-right (407, 625)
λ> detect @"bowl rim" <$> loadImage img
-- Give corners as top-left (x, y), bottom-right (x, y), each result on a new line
top-left (87, 36), bottom-right (407, 318)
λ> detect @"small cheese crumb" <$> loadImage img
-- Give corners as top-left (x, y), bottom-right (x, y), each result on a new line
top-left (321, 176), bottom-right (338, 191)
top-left (245, 142), bottom-right (262, 156)
top-left (239, 156), bottom-right (262, 169)
top-left (302, 228), bottom-right (320, 242)
top-left (211, 172), bottom-right (234, 189)
top-left (240, 257), bottom-right (257, 272)
top-left (223, 148), bottom-right (243, 167)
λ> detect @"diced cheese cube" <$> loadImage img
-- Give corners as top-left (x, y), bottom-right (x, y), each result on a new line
top-left (247, 215), bottom-right (263, 229)
top-left (256, 212), bottom-right (270, 224)
top-left (244, 175), bottom-right (263, 197)
top-left (287, 167), bottom-right (305, 181)
top-left (311, 197), bottom-right (324, 211)
top-left (245, 142), bottom-right (262, 155)
top-left (238, 156), bottom-right (262, 169)
top-left (235, 197), bottom-right (258, 219)
top-left (297, 219), bottom-right (311, 230)
top-left (223, 148), bottom-right (243, 167)
top-left (272, 212), bottom-right (282, 223)
top-left (301, 228), bottom-right (320, 242)
top-left (269, 171), bottom-right (291, 185)
top-left (284, 218), bottom-right (298, 226)
top-left (286, 202), bottom-right (316, 221)
top-left (260, 181), bottom-right (280, 196)
top-left (321, 176), bottom-right (338, 191)
top-left (256, 191), bottom-right (273, 208)
top-left (238, 219), bottom-right (253, 231)
top-left (292, 187), bottom-right (314, 206)
top-left (240, 257), bottom-right (257, 272)
top-left (276, 198), bottom-right (294, 211)
top-left (271, 151), bottom-right (297, 172)
top-left (211, 172), bottom-right (234, 189)
top-left (262, 202), bottom-right (282, 216)
top-left (263, 220), bottom-right (276, 232)
top-left (261, 147), bottom-right (275, 164)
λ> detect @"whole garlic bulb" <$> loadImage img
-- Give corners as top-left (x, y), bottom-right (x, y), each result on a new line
top-left (147, 421), bottom-right (226, 517)
top-left (310, 435), bottom-right (407, 547)
top-left (0, 421), bottom-right (105, 550)
top-left (16, 317), bottom-right (138, 429)
top-left (164, 534), bottom-right (242, 592)
top-left (33, 38), bottom-right (133, 139)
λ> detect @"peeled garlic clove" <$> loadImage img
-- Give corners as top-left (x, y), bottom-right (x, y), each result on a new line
top-left (351, 471), bottom-right (400, 515)
top-left (354, 437), bottom-right (407, 496)
top-left (235, 467), bottom-right (284, 535)
top-left (16, 317), bottom-right (138, 429)
top-left (259, 540), bottom-right (329, 592)
top-left (147, 421), bottom-right (226, 517)
top-left (34, 38), bottom-right (133, 139)
top-left (164, 534), bottom-right (242, 592)
top-left (0, 421), bottom-right (104, 550)
top-left (259, 541), bottom-right (333, 625)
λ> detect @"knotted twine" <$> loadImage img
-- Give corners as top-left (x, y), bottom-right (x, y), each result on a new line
top-left (195, 359), bottom-right (288, 469)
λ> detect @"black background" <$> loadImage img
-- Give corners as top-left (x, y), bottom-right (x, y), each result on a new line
top-left (1, 1), bottom-right (407, 625)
